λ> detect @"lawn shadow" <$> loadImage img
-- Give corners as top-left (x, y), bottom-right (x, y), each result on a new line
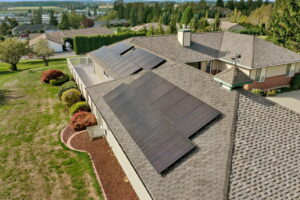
top-left (0, 89), bottom-right (9, 105)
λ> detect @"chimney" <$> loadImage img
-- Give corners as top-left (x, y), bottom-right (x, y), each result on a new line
top-left (178, 24), bottom-right (191, 47)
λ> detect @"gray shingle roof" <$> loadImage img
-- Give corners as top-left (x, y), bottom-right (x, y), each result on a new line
top-left (85, 62), bottom-right (300, 199)
top-left (29, 27), bottom-right (113, 46)
top-left (128, 32), bottom-right (300, 69)
top-left (214, 66), bottom-right (253, 87)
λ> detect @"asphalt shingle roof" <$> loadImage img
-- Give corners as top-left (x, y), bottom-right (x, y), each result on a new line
top-left (214, 66), bottom-right (253, 87)
top-left (84, 62), bottom-right (300, 199)
top-left (128, 32), bottom-right (300, 69)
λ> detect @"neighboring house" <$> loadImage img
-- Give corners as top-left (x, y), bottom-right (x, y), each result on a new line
top-left (29, 27), bottom-right (113, 53)
top-left (207, 19), bottom-right (246, 32)
top-left (130, 23), bottom-right (168, 32)
top-left (67, 29), bottom-right (300, 199)
top-left (94, 19), bottom-right (129, 27)
top-left (12, 24), bottom-right (59, 35)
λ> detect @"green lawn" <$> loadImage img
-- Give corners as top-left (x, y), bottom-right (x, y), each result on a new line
top-left (0, 58), bottom-right (102, 200)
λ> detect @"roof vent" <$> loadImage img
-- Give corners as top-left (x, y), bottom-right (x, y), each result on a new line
top-left (178, 24), bottom-right (191, 47)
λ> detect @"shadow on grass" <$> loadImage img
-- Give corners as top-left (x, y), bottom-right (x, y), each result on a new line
top-left (0, 89), bottom-right (9, 105)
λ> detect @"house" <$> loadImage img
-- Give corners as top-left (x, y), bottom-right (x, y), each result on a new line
top-left (207, 19), bottom-right (246, 32)
top-left (12, 24), bottom-right (59, 35)
top-left (69, 30), bottom-right (300, 91)
top-left (94, 19), bottom-right (129, 27)
top-left (67, 29), bottom-right (300, 199)
top-left (130, 23), bottom-right (168, 32)
top-left (29, 27), bottom-right (113, 53)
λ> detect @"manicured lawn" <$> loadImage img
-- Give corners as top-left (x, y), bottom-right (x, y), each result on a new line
top-left (0, 58), bottom-right (102, 200)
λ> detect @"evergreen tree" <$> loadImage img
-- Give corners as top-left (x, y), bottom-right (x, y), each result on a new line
top-left (0, 21), bottom-right (9, 35)
top-left (169, 14), bottom-right (177, 34)
top-left (215, 0), bottom-right (224, 8)
top-left (211, 12), bottom-right (221, 31)
top-left (181, 6), bottom-right (193, 26)
top-left (198, 17), bottom-right (209, 31)
top-left (32, 9), bottom-right (42, 24)
top-left (157, 22), bottom-right (165, 35)
top-left (226, 0), bottom-right (235, 10)
top-left (68, 11), bottom-right (82, 29)
top-left (93, 6), bottom-right (98, 16)
top-left (49, 10), bottom-right (58, 26)
top-left (268, 0), bottom-right (300, 52)
top-left (146, 25), bottom-right (155, 36)
top-left (58, 12), bottom-right (69, 30)
top-left (130, 7), bottom-right (138, 26)
top-left (189, 16), bottom-right (198, 32)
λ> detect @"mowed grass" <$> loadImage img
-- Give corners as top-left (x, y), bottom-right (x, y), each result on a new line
top-left (0, 58), bottom-right (102, 200)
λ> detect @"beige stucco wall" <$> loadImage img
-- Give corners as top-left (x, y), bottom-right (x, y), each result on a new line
top-left (266, 64), bottom-right (287, 78)
top-left (213, 60), bottom-right (235, 71)
top-left (91, 57), bottom-right (114, 83)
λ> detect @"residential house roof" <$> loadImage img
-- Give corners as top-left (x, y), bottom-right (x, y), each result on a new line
top-left (86, 63), bottom-right (300, 200)
top-left (29, 27), bottom-right (113, 46)
top-left (130, 23), bottom-right (168, 32)
top-left (127, 32), bottom-right (300, 69)
top-left (214, 66), bottom-right (253, 88)
top-left (12, 24), bottom-right (58, 33)
top-left (207, 19), bottom-right (246, 31)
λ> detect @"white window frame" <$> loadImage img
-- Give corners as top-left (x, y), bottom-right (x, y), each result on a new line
top-left (286, 63), bottom-right (296, 77)
top-left (255, 68), bottom-right (267, 82)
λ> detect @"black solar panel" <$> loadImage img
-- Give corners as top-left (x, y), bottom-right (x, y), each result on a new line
top-left (110, 42), bottom-right (134, 55)
top-left (104, 72), bottom-right (220, 173)
top-left (125, 49), bottom-right (166, 70)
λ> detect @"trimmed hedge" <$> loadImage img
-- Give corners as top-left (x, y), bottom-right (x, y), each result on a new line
top-left (61, 88), bottom-right (82, 107)
top-left (50, 74), bottom-right (70, 86)
top-left (69, 101), bottom-right (90, 116)
top-left (41, 69), bottom-right (64, 83)
top-left (290, 73), bottom-right (300, 90)
top-left (70, 111), bottom-right (97, 131)
top-left (58, 81), bottom-right (78, 100)
top-left (73, 31), bottom-right (146, 54)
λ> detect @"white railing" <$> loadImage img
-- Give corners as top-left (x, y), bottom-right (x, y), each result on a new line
top-left (67, 57), bottom-right (90, 67)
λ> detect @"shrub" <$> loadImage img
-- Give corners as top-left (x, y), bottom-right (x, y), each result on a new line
top-left (58, 81), bottom-right (78, 100)
top-left (41, 69), bottom-right (64, 83)
top-left (50, 74), bottom-right (70, 86)
top-left (251, 88), bottom-right (263, 96)
top-left (70, 111), bottom-right (97, 131)
top-left (69, 101), bottom-right (90, 116)
top-left (61, 88), bottom-right (81, 107)
top-left (266, 89), bottom-right (276, 96)
top-left (290, 74), bottom-right (300, 90)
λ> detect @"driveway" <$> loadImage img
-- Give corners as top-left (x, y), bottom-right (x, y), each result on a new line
top-left (267, 90), bottom-right (300, 114)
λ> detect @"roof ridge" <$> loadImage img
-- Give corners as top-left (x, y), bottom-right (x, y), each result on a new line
top-left (218, 32), bottom-right (226, 58)
top-left (251, 35), bottom-right (255, 68)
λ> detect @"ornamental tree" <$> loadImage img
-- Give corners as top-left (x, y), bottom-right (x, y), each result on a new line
top-left (0, 38), bottom-right (29, 71)
top-left (33, 39), bottom-right (54, 66)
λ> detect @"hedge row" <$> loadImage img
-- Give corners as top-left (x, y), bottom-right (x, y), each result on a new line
top-left (73, 31), bottom-right (146, 55)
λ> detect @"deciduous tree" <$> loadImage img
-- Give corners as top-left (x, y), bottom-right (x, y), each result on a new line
top-left (32, 39), bottom-right (54, 66)
top-left (0, 38), bottom-right (29, 71)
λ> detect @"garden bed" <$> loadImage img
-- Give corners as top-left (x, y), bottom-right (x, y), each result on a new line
top-left (67, 130), bottom-right (139, 200)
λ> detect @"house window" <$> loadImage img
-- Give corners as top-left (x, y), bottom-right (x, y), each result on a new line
top-left (255, 68), bottom-right (267, 82)
top-left (286, 64), bottom-right (295, 77)
top-left (206, 61), bottom-right (212, 73)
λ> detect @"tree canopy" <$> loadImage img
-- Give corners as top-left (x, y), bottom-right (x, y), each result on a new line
top-left (268, 0), bottom-right (300, 52)
top-left (32, 39), bottom-right (54, 66)
top-left (0, 38), bottom-right (29, 71)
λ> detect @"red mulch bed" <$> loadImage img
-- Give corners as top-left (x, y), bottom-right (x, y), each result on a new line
top-left (70, 131), bottom-right (139, 200)
top-left (62, 125), bottom-right (77, 143)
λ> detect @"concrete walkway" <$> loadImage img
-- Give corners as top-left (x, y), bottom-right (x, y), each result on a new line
top-left (267, 90), bottom-right (300, 114)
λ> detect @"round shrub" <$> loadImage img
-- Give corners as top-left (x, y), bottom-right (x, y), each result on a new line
top-left (290, 73), bottom-right (300, 90)
top-left (50, 74), bottom-right (70, 86)
top-left (58, 81), bottom-right (78, 100)
top-left (41, 69), bottom-right (64, 83)
top-left (69, 101), bottom-right (90, 116)
top-left (70, 111), bottom-right (97, 131)
top-left (61, 88), bottom-right (81, 107)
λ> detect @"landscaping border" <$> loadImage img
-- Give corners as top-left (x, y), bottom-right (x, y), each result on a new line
top-left (60, 125), bottom-right (108, 200)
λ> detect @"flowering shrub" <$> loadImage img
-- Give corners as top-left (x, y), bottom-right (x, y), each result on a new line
top-left (70, 111), bottom-right (97, 131)
top-left (58, 81), bottom-right (78, 100)
top-left (69, 101), bottom-right (90, 116)
top-left (266, 89), bottom-right (276, 96)
top-left (40, 69), bottom-right (64, 83)
top-left (251, 88), bottom-right (263, 96)
top-left (61, 88), bottom-right (81, 107)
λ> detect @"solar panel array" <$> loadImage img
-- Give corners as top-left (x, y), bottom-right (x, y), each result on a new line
top-left (104, 72), bottom-right (220, 173)
top-left (111, 43), bottom-right (134, 55)
top-left (89, 43), bottom-right (166, 79)
top-left (125, 49), bottom-right (166, 70)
